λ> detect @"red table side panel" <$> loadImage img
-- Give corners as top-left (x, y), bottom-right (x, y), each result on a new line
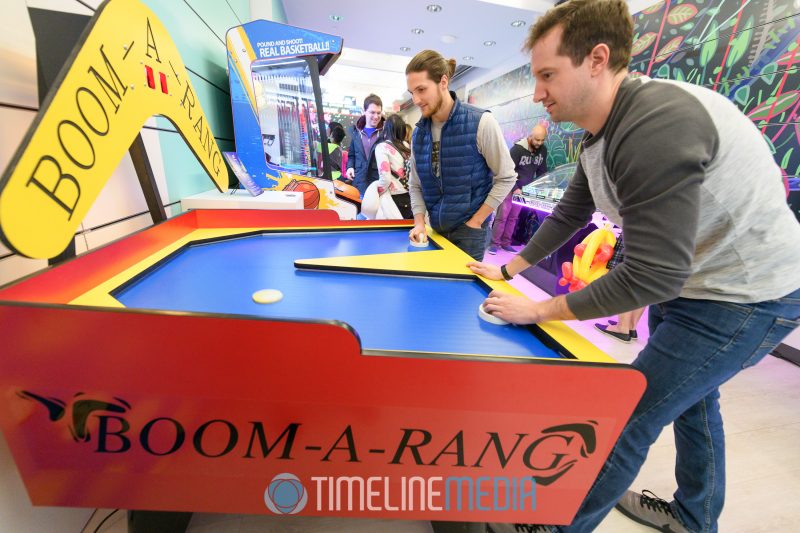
top-left (191, 208), bottom-right (404, 229)
top-left (0, 304), bottom-right (645, 524)
top-left (0, 211), bottom-right (199, 303)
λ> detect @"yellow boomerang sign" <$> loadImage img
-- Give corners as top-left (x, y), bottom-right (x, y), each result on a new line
top-left (0, 0), bottom-right (225, 259)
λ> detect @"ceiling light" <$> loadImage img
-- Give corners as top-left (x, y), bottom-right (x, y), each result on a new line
top-left (483, 40), bottom-right (496, 46)
top-left (329, 14), bottom-right (342, 21)
top-left (427, 4), bottom-right (442, 12)
top-left (411, 28), bottom-right (424, 35)
top-left (511, 20), bottom-right (526, 27)
top-left (400, 46), bottom-right (411, 52)
top-left (441, 34), bottom-right (457, 44)
top-left (463, 56), bottom-right (474, 61)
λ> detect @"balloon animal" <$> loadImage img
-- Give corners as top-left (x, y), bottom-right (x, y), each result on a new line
top-left (559, 225), bottom-right (617, 292)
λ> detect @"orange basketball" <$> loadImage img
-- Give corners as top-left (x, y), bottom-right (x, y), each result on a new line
top-left (282, 179), bottom-right (321, 209)
top-left (294, 180), bottom-right (320, 209)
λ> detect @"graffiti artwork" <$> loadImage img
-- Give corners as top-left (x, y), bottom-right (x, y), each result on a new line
top-left (468, 0), bottom-right (800, 215)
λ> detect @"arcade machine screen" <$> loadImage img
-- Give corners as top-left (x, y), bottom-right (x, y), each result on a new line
top-left (252, 58), bottom-right (321, 176)
top-left (515, 162), bottom-right (614, 296)
top-left (518, 162), bottom-right (576, 213)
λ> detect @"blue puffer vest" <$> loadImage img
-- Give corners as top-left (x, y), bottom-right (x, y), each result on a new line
top-left (413, 92), bottom-right (492, 232)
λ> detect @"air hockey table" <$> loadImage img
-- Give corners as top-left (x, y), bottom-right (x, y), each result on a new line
top-left (0, 209), bottom-right (645, 526)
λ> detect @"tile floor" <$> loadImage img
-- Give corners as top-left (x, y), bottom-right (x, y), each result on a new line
top-left (86, 247), bottom-right (800, 532)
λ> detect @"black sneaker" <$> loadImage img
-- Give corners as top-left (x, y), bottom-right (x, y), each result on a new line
top-left (607, 320), bottom-right (638, 339)
top-left (501, 245), bottom-right (517, 253)
top-left (486, 523), bottom-right (555, 533)
top-left (594, 323), bottom-right (632, 343)
top-left (615, 490), bottom-right (689, 533)
top-left (487, 245), bottom-right (498, 255)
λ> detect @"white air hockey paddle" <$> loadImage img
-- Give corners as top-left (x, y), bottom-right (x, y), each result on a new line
top-left (478, 303), bottom-right (509, 325)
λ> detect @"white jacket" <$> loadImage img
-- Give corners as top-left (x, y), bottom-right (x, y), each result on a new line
top-left (374, 141), bottom-right (410, 195)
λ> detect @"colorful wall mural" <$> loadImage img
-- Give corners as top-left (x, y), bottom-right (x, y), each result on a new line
top-left (465, 63), bottom-right (584, 246)
top-left (467, 63), bottom-right (580, 169)
top-left (467, 0), bottom-right (800, 219)
top-left (631, 0), bottom-right (800, 183)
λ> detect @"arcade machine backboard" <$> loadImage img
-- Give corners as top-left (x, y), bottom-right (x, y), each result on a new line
top-left (225, 20), bottom-right (359, 217)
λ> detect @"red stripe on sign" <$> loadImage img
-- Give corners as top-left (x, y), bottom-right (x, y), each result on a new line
top-left (145, 65), bottom-right (155, 89)
top-left (159, 72), bottom-right (168, 94)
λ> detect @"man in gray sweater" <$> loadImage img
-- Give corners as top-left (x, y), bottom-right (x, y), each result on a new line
top-left (470, 1), bottom-right (800, 532)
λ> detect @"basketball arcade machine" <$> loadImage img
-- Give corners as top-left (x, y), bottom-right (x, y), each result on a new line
top-left (225, 19), bottom-right (360, 217)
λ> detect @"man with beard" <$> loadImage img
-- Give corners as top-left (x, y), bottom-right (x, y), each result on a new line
top-left (468, 1), bottom-right (800, 532)
top-left (406, 50), bottom-right (517, 261)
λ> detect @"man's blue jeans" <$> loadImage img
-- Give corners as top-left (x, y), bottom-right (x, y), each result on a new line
top-left (439, 221), bottom-right (490, 261)
top-left (560, 288), bottom-right (800, 533)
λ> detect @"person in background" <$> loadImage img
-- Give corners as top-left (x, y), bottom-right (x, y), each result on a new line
top-left (374, 115), bottom-right (413, 219)
top-left (467, 1), bottom-right (800, 531)
top-left (328, 120), bottom-right (345, 137)
top-left (595, 236), bottom-right (646, 342)
top-left (406, 49), bottom-right (517, 261)
top-left (346, 94), bottom-right (385, 195)
top-left (599, 307), bottom-right (645, 342)
top-left (488, 124), bottom-right (548, 254)
top-left (327, 123), bottom-right (347, 181)
top-left (405, 123), bottom-right (413, 144)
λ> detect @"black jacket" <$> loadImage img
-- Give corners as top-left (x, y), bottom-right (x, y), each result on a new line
top-left (347, 115), bottom-right (385, 195)
top-left (510, 139), bottom-right (548, 189)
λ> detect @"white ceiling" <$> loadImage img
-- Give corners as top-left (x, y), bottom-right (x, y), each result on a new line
top-left (249, 0), bottom-right (660, 109)
top-left (277, 0), bottom-right (550, 70)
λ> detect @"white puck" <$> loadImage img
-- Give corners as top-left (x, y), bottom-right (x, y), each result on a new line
top-left (409, 237), bottom-right (429, 248)
top-left (252, 289), bottom-right (284, 304)
top-left (478, 303), bottom-right (509, 325)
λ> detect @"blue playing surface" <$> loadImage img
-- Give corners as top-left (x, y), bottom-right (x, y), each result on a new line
top-left (114, 229), bottom-right (561, 359)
